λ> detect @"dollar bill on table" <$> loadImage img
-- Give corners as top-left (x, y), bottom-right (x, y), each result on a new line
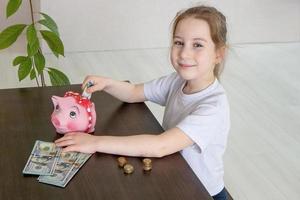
top-left (23, 140), bottom-right (61, 175)
top-left (38, 152), bottom-right (92, 187)
top-left (60, 153), bottom-right (92, 187)
top-left (37, 151), bottom-right (80, 186)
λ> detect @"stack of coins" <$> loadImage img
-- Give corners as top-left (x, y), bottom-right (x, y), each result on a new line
top-left (117, 157), bottom-right (134, 174)
top-left (123, 164), bottom-right (134, 174)
top-left (142, 158), bottom-right (152, 171)
top-left (117, 156), bottom-right (127, 167)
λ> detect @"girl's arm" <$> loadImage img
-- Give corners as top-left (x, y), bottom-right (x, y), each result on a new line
top-left (54, 127), bottom-right (194, 157)
top-left (83, 75), bottom-right (145, 103)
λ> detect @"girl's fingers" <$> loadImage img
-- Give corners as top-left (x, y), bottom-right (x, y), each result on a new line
top-left (55, 136), bottom-right (70, 143)
top-left (55, 139), bottom-right (75, 147)
top-left (54, 137), bottom-right (66, 143)
top-left (62, 145), bottom-right (77, 153)
top-left (86, 86), bottom-right (97, 93)
top-left (65, 132), bottom-right (78, 136)
top-left (55, 133), bottom-right (76, 143)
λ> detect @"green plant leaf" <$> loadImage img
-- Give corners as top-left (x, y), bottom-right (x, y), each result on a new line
top-left (12, 55), bottom-right (27, 66)
top-left (26, 25), bottom-right (39, 56)
top-left (6, 0), bottom-right (22, 18)
top-left (47, 70), bottom-right (60, 86)
top-left (27, 24), bottom-right (37, 43)
top-left (27, 43), bottom-right (39, 57)
top-left (26, 39), bottom-right (39, 56)
top-left (18, 57), bottom-right (32, 81)
top-left (0, 24), bottom-right (27, 50)
top-left (38, 19), bottom-right (59, 36)
top-left (27, 43), bottom-right (32, 57)
top-left (47, 67), bottom-right (70, 86)
top-left (34, 51), bottom-right (45, 74)
top-left (27, 42), bottom-right (40, 57)
top-left (40, 30), bottom-right (64, 57)
top-left (40, 12), bottom-right (59, 35)
top-left (30, 68), bottom-right (36, 80)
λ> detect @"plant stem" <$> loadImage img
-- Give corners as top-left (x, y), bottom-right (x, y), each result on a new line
top-left (34, 64), bottom-right (40, 87)
top-left (40, 70), bottom-right (45, 86)
top-left (29, 0), bottom-right (35, 24)
top-left (29, 0), bottom-right (46, 87)
top-left (35, 77), bottom-right (40, 87)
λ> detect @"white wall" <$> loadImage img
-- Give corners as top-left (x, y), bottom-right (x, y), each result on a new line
top-left (1, 0), bottom-right (300, 53)
top-left (40, 0), bottom-right (300, 53)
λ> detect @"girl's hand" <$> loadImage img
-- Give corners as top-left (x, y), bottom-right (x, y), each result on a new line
top-left (82, 75), bottom-right (112, 94)
top-left (54, 132), bottom-right (99, 154)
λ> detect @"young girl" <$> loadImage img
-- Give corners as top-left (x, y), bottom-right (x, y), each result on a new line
top-left (55, 5), bottom-right (229, 200)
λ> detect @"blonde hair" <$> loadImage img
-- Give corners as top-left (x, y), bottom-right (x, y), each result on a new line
top-left (171, 6), bottom-right (227, 79)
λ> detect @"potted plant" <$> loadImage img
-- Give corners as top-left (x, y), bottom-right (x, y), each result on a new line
top-left (0, 0), bottom-right (70, 86)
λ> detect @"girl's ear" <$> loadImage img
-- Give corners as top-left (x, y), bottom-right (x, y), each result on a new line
top-left (215, 46), bottom-right (226, 64)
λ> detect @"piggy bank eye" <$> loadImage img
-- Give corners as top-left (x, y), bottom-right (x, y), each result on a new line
top-left (55, 104), bottom-right (59, 110)
top-left (69, 111), bottom-right (77, 119)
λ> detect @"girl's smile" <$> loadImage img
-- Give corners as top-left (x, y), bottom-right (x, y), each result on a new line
top-left (178, 62), bottom-right (196, 68)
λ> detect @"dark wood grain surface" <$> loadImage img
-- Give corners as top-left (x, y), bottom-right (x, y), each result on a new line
top-left (0, 85), bottom-right (212, 200)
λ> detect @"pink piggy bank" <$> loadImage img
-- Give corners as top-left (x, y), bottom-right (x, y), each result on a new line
top-left (51, 91), bottom-right (96, 134)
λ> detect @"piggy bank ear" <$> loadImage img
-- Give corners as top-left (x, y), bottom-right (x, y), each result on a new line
top-left (90, 102), bottom-right (95, 109)
top-left (52, 96), bottom-right (59, 105)
top-left (51, 96), bottom-right (61, 110)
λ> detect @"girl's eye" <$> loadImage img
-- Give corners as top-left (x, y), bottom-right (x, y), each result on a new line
top-left (55, 104), bottom-right (59, 110)
top-left (193, 43), bottom-right (203, 48)
top-left (69, 111), bottom-right (77, 119)
top-left (174, 41), bottom-right (183, 46)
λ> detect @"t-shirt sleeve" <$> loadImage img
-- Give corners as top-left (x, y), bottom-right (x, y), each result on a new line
top-left (176, 105), bottom-right (222, 152)
top-left (144, 73), bottom-right (177, 106)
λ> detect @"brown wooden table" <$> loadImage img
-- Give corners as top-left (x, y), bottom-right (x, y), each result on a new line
top-left (0, 85), bottom-right (212, 200)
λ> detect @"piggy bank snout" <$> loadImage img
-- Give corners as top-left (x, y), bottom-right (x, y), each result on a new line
top-left (51, 116), bottom-right (60, 127)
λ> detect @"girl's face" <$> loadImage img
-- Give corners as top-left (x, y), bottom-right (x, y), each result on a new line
top-left (171, 17), bottom-right (223, 83)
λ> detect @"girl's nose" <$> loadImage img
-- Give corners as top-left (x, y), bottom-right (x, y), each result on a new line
top-left (179, 46), bottom-right (192, 59)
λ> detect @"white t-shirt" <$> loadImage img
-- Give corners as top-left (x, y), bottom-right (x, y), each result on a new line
top-left (144, 72), bottom-right (230, 196)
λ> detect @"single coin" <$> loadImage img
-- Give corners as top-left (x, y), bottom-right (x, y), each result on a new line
top-left (123, 164), bottom-right (134, 174)
top-left (143, 158), bottom-right (152, 166)
top-left (117, 157), bottom-right (127, 167)
top-left (143, 165), bottom-right (152, 171)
